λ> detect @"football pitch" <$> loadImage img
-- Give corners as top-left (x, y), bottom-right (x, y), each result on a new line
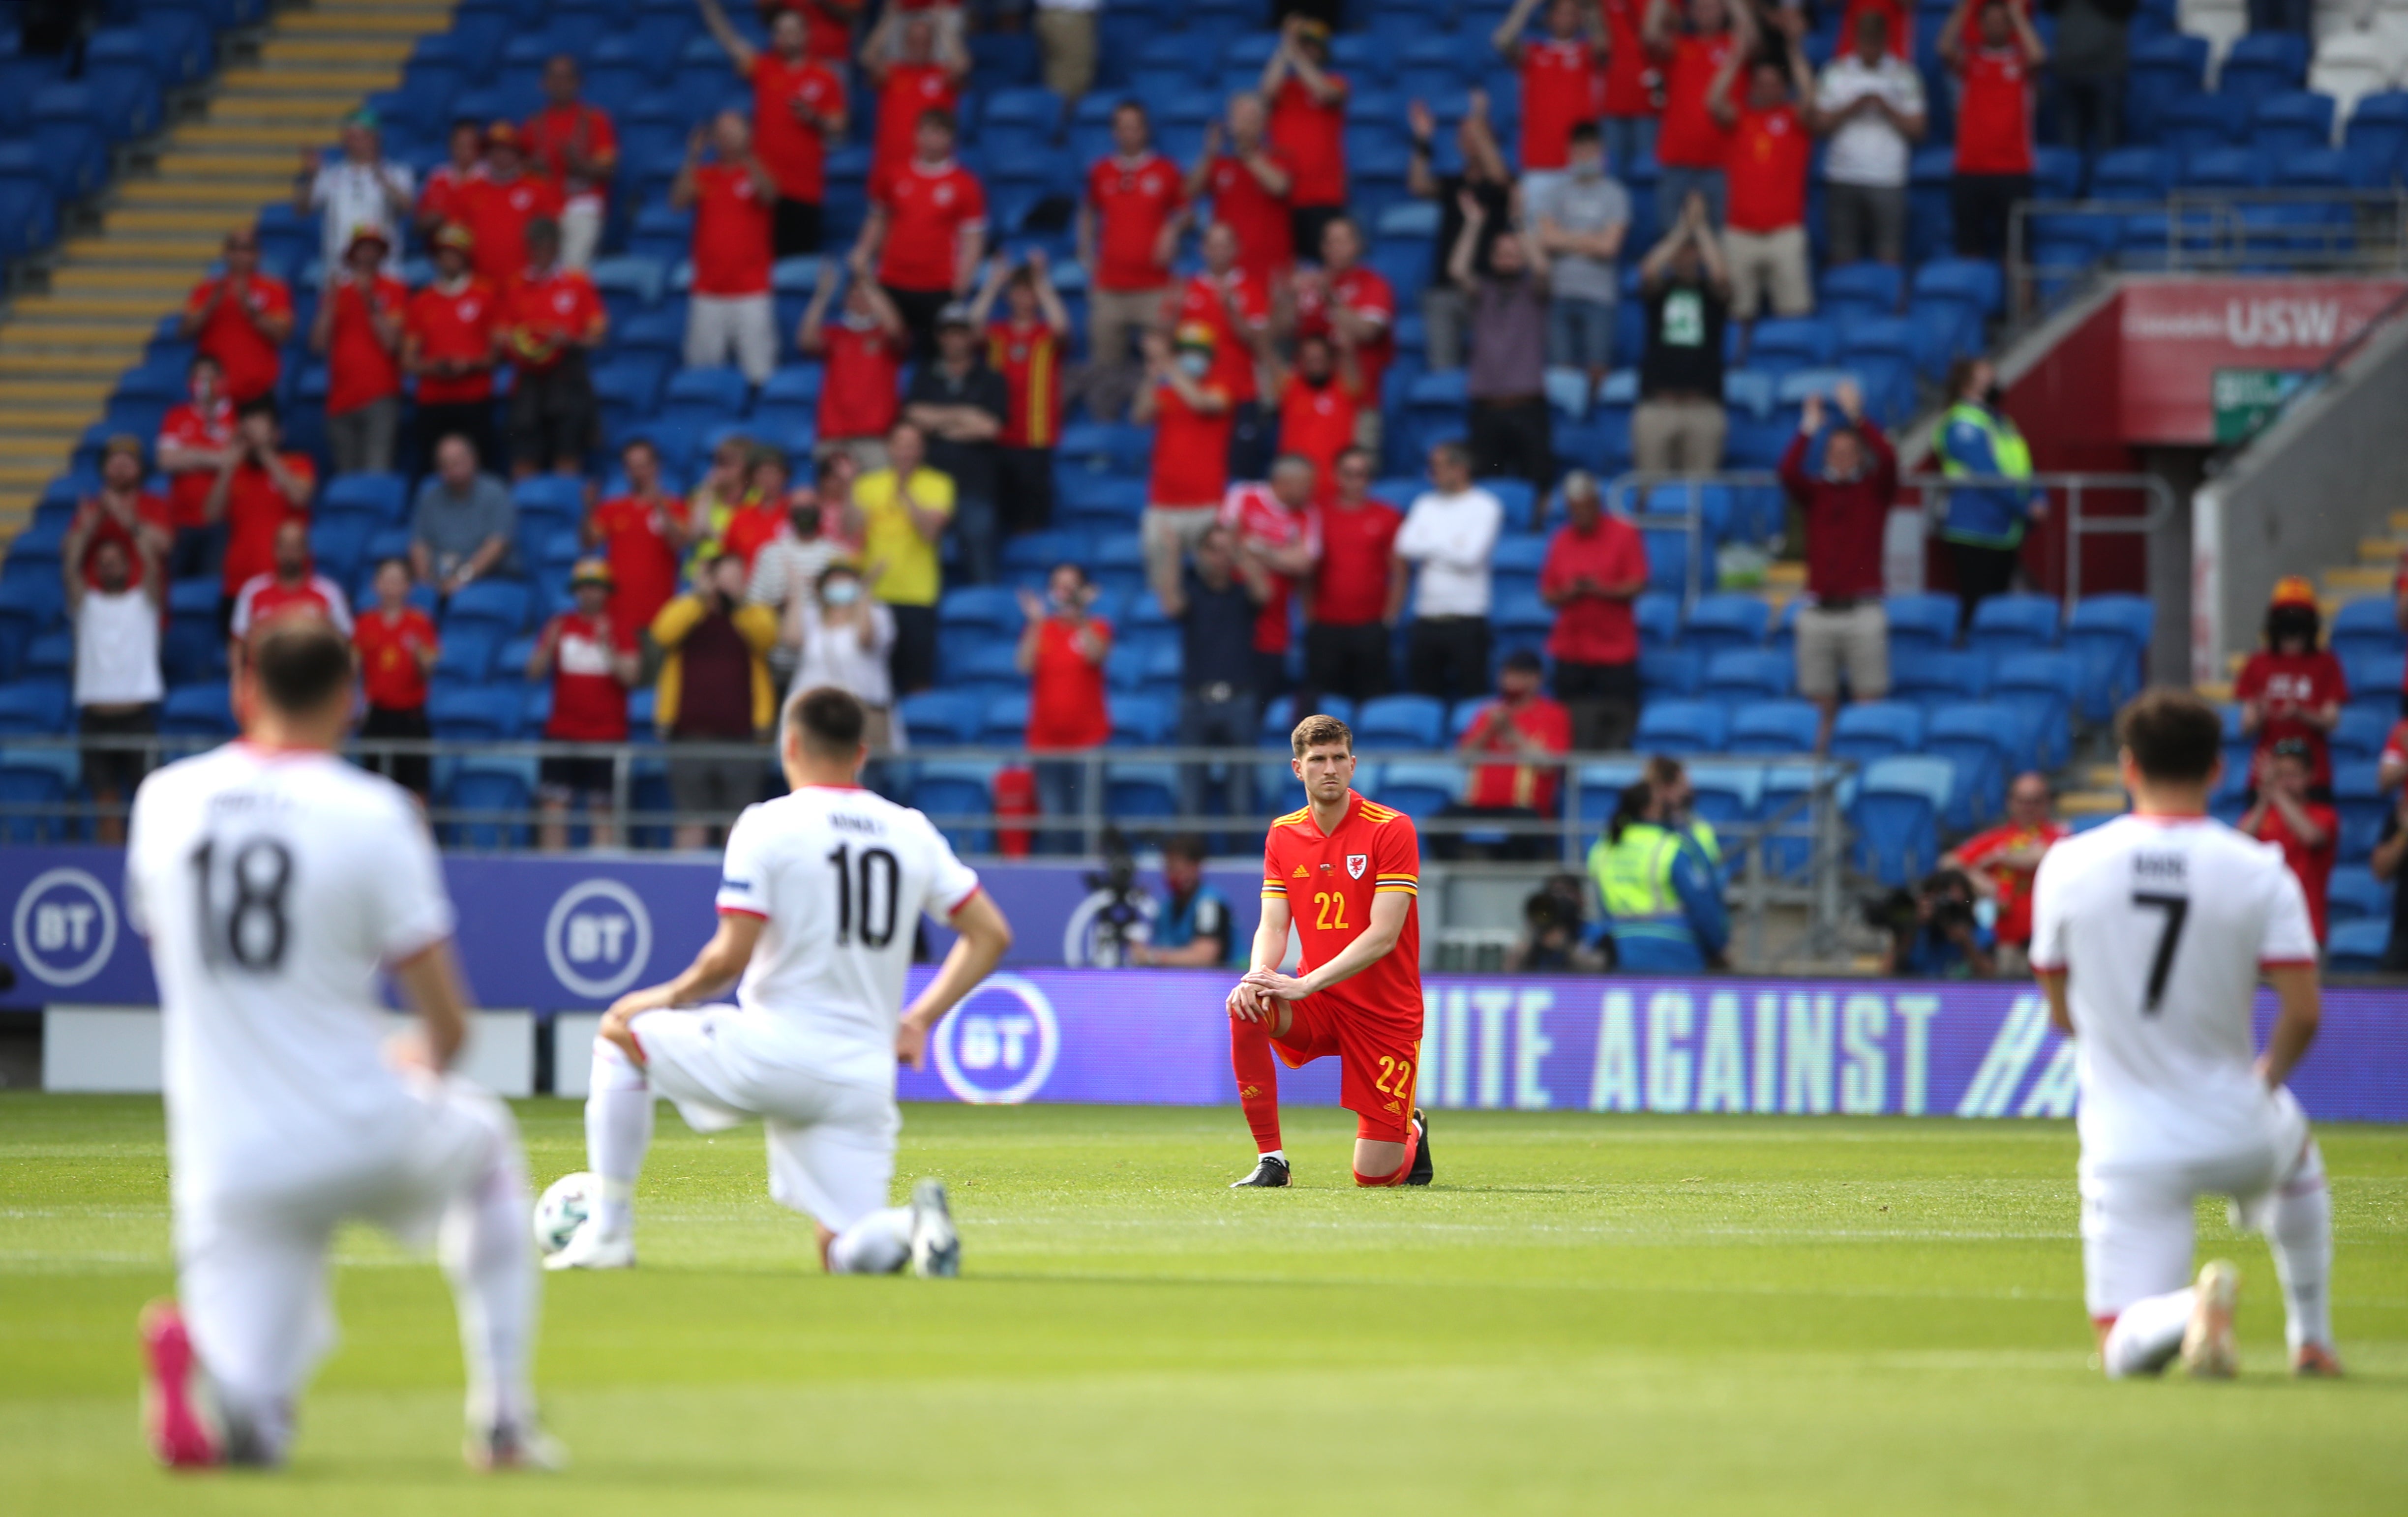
top-left (3, 1095), bottom-right (2404, 1515)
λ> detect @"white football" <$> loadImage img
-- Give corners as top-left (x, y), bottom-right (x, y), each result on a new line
top-left (533, 1171), bottom-right (596, 1255)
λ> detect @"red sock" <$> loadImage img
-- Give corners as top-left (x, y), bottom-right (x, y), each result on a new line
top-left (1231, 1017), bottom-right (1282, 1155)
top-left (1353, 1121), bottom-right (1419, 1188)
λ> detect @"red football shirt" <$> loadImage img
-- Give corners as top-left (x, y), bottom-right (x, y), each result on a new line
top-left (1260, 791), bottom-right (1423, 1029)
top-left (2252, 800), bottom-right (2340, 945)
top-left (1540, 514), bottom-right (1650, 665)
top-left (1726, 102), bottom-right (1809, 232)
top-left (1461, 696), bottom-right (1573, 811)
top-left (69, 493), bottom-right (172, 587)
top-left (985, 318), bottom-right (1062, 448)
top-left (1292, 264), bottom-right (1396, 405)
top-left (1840, 0), bottom-right (1914, 57)
top-left (1085, 152), bottom-right (1185, 292)
top-left (460, 172), bottom-right (564, 285)
top-left (752, 55), bottom-right (845, 202)
top-left (719, 501), bottom-right (788, 575)
top-left (2383, 717), bottom-right (2408, 773)
top-left (1219, 483), bottom-right (1320, 655)
top-left (691, 163), bottom-right (775, 296)
top-left (874, 159), bottom-right (985, 292)
top-left (353, 604), bottom-right (439, 712)
top-left (764, 0), bottom-right (857, 60)
top-left (1269, 75), bottom-right (1348, 208)
top-left (505, 267), bottom-right (604, 371)
top-left (1146, 380), bottom-right (1232, 507)
top-left (873, 62), bottom-right (959, 180)
top-left (1310, 498), bottom-right (1400, 628)
top-left (231, 571), bottom-right (351, 640)
top-left (406, 279), bottom-right (500, 403)
top-left (1954, 46), bottom-right (2035, 175)
top-left (1600, 0), bottom-right (1655, 116)
top-left (522, 102), bottom-right (619, 202)
top-left (589, 493), bottom-right (687, 634)
top-left (1026, 616), bottom-right (1113, 749)
top-left (325, 272), bottom-right (407, 415)
top-left (1519, 38), bottom-right (1607, 172)
top-left (818, 320), bottom-right (903, 439)
top-left (1949, 819), bottom-right (2068, 946)
top-left (417, 162), bottom-right (484, 228)
top-left (543, 611), bottom-right (630, 741)
top-left (2234, 649), bottom-right (2349, 787)
top-left (1175, 269), bottom-right (1269, 405)
top-left (184, 274), bottom-right (291, 404)
top-left (218, 454), bottom-right (314, 595)
top-left (157, 398), bottom-right (234, 528)
top-left (1205, 151), bottom-right (1294, 280)
top-left (1656, 31), bottom-right (1738, 170)
top-left (1277, 374), bottom-right (1357, 487)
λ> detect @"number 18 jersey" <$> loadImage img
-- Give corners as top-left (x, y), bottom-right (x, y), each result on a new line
top-left (712, 784), bottom-right (981, 1090)
top-left (2028, 814), bottom-right (2318, 1169)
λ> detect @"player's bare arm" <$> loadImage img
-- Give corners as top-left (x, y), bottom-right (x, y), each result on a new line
top-left (388, 937), bottom-right (473, 1071)
top-left (600, 911), bottom-right (767, 1062)
top-left (1244, 889), bottom-right (1409, 1002)
top-left (897, 888), bottom-right (1012, 1071)
top-left (2259, 963), bottom-right (2321, 1089)
top-left (1227, 892), bottom-right (1291, 1026)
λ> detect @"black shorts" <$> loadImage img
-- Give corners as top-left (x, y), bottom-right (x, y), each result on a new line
top-left (540, 754), bottom-right (616, 801)
top-left (509, 358), bottom-right (599, 472)
top-left (1290, 204), bottom-right (1345, 265)
top-left (884, 284), bottom-right (954, 364)
top-left (78, 704), bottom-right (157, 798)
top-left (996, 445), bottom-right (1055, 536)
top-left (773, 196), bottom-right (823, 259)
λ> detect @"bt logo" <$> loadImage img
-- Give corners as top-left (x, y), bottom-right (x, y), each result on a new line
top-left (11, 868), bottom-right (120, 987)
top-left (933, 974), bottom-right (1060, 1105)
top-left (543, 879), bottom-right (654, 1000)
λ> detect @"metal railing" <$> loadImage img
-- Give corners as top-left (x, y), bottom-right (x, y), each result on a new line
top-left (1901, 471), bottom-right (2178, 611)
top-left (1602, 470), bottom-right (1785, 608)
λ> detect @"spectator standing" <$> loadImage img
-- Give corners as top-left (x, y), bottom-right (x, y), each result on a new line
top-left (404, 224), bottom-right (502, 468)
top-left (2370, 779), bottom-right (2408, 969)
top-left (1527, 122), bottom-right (1631, 405)
top-left (1839, 0), bottom-right (1916, 56)
top-left (1710, 45), bottom-right (1817, 326)
top-left (1643, 0), bottom-right (1747, 229)
top-left (652, 551), bottom-right (781, 849)
top-left (1597, 0), bottom-right (1658, 172)
top-left (1290, 215), bottom-right (1396, 456)
top-left (1539, 469), bottom-right (1649, 751)
top-left (1161, 524), bottom-right (1270, 823)
top-left (1128, 834), bottom-right (1235, 968)
top-left (1631, 193), bottom-right (1733, 473)
top-left (1443, 650), bottom-right (1574, 860)
top-left (1303, 447), bottom-right (1402, 706)
top-left (2242, 740), bottom-right (2339, 947)
top-left (1017, 563), bottom-right (1114, 852)
top-left (157, 354), bottom-right (236, 582)
top-left (1810, 9), bottom-right (1926, 268)
top-left (408, 433), bottom-right (517, 599)
top-left (351, 557), bottom-right (439, 800)
top-left (1034, 0), bottom-right (1100, 119)
top-left (1135, 325), bottom-right (1235, 604)
top-left (857, 107), bottom-right (987, 363)
top-left (799, 252), bottom-right (907, 470)
top-left (784, 561), bottom-right (901, 755)
top-left (861, 6), bottom-right (969, 183)
top-left (1939, 770), bottom-right (2065, 974)
top-left (903, 300), bottom-right (1009, 585)
top-left (205, 401), bottom-right (314, 637)
top-left (1406, 92), bottom-right (1514, 373)
top-left (1939, 0), bottom-right (2046, 261)
top-left (682, 432), bottom-right (757, 571)
top-left (974, 251), bottom-right (1071, 537)
top-left (65, 436), bottom-right (172, 592)
top-left (1260, 16), bottom-right (1350, 261)
top-left (1451, 192), bottom-right (1555, 493)
top-left (849, 419), bottom-right (953, 694)
top-left (414, 118), bottom-right (487, 242)
top-left (700, 0), bottom-right (847, 260)
top-left (1172, 220), bottom-right (1274, 479)
top-left (1494, 0), bottom-right (1612, 174)
top-left (502, 216), bottom-right (608, 478)
top-left (748, 456), bottom-right (855, 656)
top-left (673, 112), bottom-right (780, 385)
top-left (310, 225), bottom-right (407, 477)
top-left (1395, 441), bottom-right (1505, 705)
top-left (2044, 0), bottom-right (2132, 153)
top-left (1780, 381), bottom-right (1897, 747)
top-left (528, 559), bottom-right (639, 850)
top-left (2235, 578), bottom-right (2347, 793)
top-left (1270, 332), bottom-right (1361, 487)
top-left (459, 123), bottom-right (563, 287)
top-left (65, 532), bottom-right (163, 846)
top-left (764, 0), bottom-right (863, 62)
top-left (1220, 455), bottom-right (1324, 700)
top-left (522, 56), bottom-right (619, 269)
top-left (1931, 357), bottom-right (2040, 630)
top-left (586, 438), bottom-right (693, 635)
top-left (229, 518), bottom-right (353, 647)
top-left (1189, 92), bottom-right (1295, 287)
top-left (720, 449), bottom-right (802, 574)
top-left (294, 112), bottom-right (412, 275)
top-left (1588, 774), bottom-right (1729, 969)
top-left (178, 229), bottom-right (293, 406)
top-left (1080, 101), bottom-right (1188, 419)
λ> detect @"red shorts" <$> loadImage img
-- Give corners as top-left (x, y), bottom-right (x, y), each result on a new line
top-left (1271, 991), bottom-right (1420, 1142)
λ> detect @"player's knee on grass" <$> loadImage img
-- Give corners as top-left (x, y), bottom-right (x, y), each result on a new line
top-left (1352, 1113), bottom-right (1412, 1187)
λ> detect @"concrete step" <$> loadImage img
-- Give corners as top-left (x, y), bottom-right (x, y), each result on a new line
top-left (212, 96), bottom-right (363, 122)
top-left (282, 10), bottom-right (456, 35)
top-left (2357, 536), bottom-right (2400, 565)
top-left (107, 208), bottom-right (265, 236)
top-left (151, 150), bottom-right (317, 180)
top-left (219, 66), bottom-right (403, 93)
top-left (66, 233), bottom-right (225, 265)
top-left (0, 353), bottom-right (146, 379)
top-left (0, 406), bottom-right (104, 435)
top-left (258, 37), bottom-right (415, 67)
top-left (120, 178), bottom-right (295, 208)
top-left (2198, 679), bottom-right (2233, 702)
top-left (2323, 565), bottom-right (2391, 595)
top-left (176, 122), bottom-right (343, 150)
top-left (0, 463), bottom-right (67, 490)
top-left (2392, 508), bottom-right (2408, 534)
top-left (0, 380), bottom-right (112, 405)
top-left (48, 268), bottom-right (202, 296)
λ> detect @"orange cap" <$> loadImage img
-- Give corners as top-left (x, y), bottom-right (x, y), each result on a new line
top-left (2269, 575), bottom-right (2318, 608)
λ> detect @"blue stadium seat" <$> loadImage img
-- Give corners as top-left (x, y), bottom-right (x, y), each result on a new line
top-left (1642, 528), bottom-right (1690, 596)
top-left (1884, 593), bottom-right (1960, 654)
top-left (1572, 758), bottom-right (1647, 825)
top-left (663, 366), bottom-right (750, 424)
top-left (1830, 701), bottom-right (1924, 763)
top-left (1967, 593), bottom-right (2061, 655)
top-left (0, 764), bottom-right (69, 844)
top-left (1892, 648), bottom-right (1994, 712)
top-left (428, 685), bottom-right (524, 741)
top-left (2065, 594), bottom-right (2155, 721)
top-left (432, 629), bottom-right (497, 686)
top-left (321, 471), bottom-right (407, 522)
top-left (2332, 705), bottom-right (2394, 764)
top-left (1687, 762), bottom-right (1767, 833)
top-left (1354, 694), bottom-right (1445, 752)
top-left (2182, 146), bottom-right (2272, 190)
top-left (898, 691), bottom-right (981, 747)
top-left (1992, 652), bottom-right (2084, 768)
top-left (2334, 760), bottom-right (2385, 863)
top-left (1002, 530), bottom-right (1094, 578)
top-left (1746, 317), bottom-right (1837, 377)
top-left (1102, 761), bottom-right (1180, 821)
top-left (909, 760), bottom-right (997, 853)
top-left (1636, 591), bottom-right (1680, 647)
top-left (443, 579), bottom-right (533, 638)
top-left (1370, 760), bottom-right (1461, 820)
top-left (0, 682), bottom-right (71, 736)
top-left (2159, 93), bottom-right (2242, 154)
top-left (1639, 647), bottom-right (1704, 696)
top-left (2254, 90), bottom-right (2338, 154)
top-left (1634, 699), bottom-right (1728, 752)
top-left (1725, 701), bottom-right (1820, 755)
top-left (943, 638), bottom-right (1024, 693)
top-left (444, 769), bottom-right (533, 849)
top-left (2341, 648), bottom-right (2403, 708)
top-left (2220, 32), bottom-right (2310, 116)
top-left (2125, 32), bottom-right (2209, 139)
top-left (2327, 865), bottom-right (2389, 924)
top-left (1108, 693), bottom-right (1172, 747)
top-left (1818, 262), bottom-right (1901, 321)
top-left (2325, 917), bottom-right (2390, 972)
top-left (2328, 596), bottom-right (2403, 662)
top-left (161, 682), bottom-right (236, 737)
top-left (1702, 649), bottom-right (1794, 701)
top-left (980, 693), bottom-right (1032, 744)
top-left (1851, 756), bottom-right (1953, 886)
top-left (1925, 704), bottom-right (2018, 826)
top-left (1681, 593), bottom-right (1770, 653)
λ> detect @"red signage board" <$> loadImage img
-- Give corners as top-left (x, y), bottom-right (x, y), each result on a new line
top-left (2114, 278), bottom-right (2408, 443)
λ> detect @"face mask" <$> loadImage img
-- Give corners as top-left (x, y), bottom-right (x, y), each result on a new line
top-left (791, 507), bottom-right (822, 536)
top-left (822, 578), bottom-right (860, 607)
top-left (1982, 383), bottom-right (2006, 408)
top-left (1177, 350), bottom-right (1211, 377)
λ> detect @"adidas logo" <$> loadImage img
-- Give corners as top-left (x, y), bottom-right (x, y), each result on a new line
top-left (1292, 864), bottom-right (1308, 877)
top-left (1239, 1084), bottom-right (1261, 1099)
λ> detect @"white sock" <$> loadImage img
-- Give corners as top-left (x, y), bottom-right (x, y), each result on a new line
top-left (585, 1037), bottom-right (654, 1240)
top-left (1263, 1148), bottom-right (1286, 1164)
top-left (439, 1125), bottom-right (539, 1432)
top-left (2262, 1141), bottom-right (2335, 1354)
top-left (827, 1208), bottom-right (913, 1275)
top-left (2101, 1288), bottom-right (2195, 1378)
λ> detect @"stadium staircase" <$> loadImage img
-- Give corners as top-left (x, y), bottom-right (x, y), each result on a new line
top-left (0, 0), bottom-right (440, 540)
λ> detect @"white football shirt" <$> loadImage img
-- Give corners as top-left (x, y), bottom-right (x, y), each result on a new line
top-left (125, 744), bottom-right (457, 1203)
top-left (712, 784), bottom-right (981, 1090)
top-left (2028, 813), bottom-right (2318, 1168)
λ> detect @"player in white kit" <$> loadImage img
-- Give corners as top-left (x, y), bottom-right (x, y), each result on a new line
top-left (125, 620), bottom-right (551, 1468)
top-left (2028, 689), bottom-right (2340, 1379)
top-left (547, 686), bottom-right (1014, 1276)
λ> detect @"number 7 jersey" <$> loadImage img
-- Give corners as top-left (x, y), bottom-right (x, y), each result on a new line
top-left (2028, 813), bottom-right (2318, 1168)
top-left (1261, 790), bottom-right (1423, 1028)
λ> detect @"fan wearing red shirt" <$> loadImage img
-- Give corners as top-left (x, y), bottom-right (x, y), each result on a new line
top-left (799, 251), bottom-right (906, 462)
top-left (1260, 16), bottom-right (1350, 261)
top-left (529, 560), bottom-right (641, 850)
top-left (1778, 383), bottom-right (1898, 746)
top-left (1449, 651), bottom-right (1575, 856)
top-left (1173, 222), bottom-right (1275, 481)
top-left (1015, 564), bottom-right (1113, 848)
top-left (1188, 93), bottom-right (1295, 285)
top-left (1080, 101), bottom-right (1188, 405)
top-left (673, 111), bottom-right (781, 385)
top-left (204, 401), bottom-right (315, 637)
top-left (1940, 771), bottom-right (2067, 965)
top-left (459, 124), bottom-right (564, 287)
top-left (1230, 713), bottom-right (1430, 1189)
top-left (414, 120), bottom-right (485, 240)
top-left (1839, 0), bottom-right (1914, 58)
top-left (1272, 333), bottom-right (1361, 488)
top-left (1135, 325), bottom-right (1236, 603)
top-left (1597, 0), bottom-right (1658, 170)
top-left (1494, 0), bottom-right (1611, 173)
top-left (973, 249), bottom-right (1072, 535)
top-left (1219, 461), bottom-right (1324, 697)
top-left (764, 0), bottom-right (862, 61)
top-left (1291, 216), bottom-right (1396, 451)
top-left (502, 216), bottom-right (608, 477)
top-left (229, 519), bottom-right (353, 653)
top-left (2235, 580), bottom-right (2348, 791)
top-left (309, 225), bottom-right (407, 476)
top-left (859, 108), bottom-right (985, 362)
top-left (523, 57), bottom-right (619, 269)
top-left (157, 354), bottom-right (236, 573)
top-left (2244, 741), bottom-right (2341, 946)
top-left (860, 5), bottom-right (967, 184)
top-left (404, 225), bottom-right (503, 470)
top-left (584, 438), bottom-right (692, 635)
top-left (1539, 473), bottom-right (1651, 751)
top-left (1709, 47), bottom-right (1815, 320)
top-left (1303, 447), bottom-right (1403, 706)
top-left (701, 0), bottom-right (848, 259)
top-left (176, 228), bottom-right (294, 405)
top-left (1645, 0), bottom-right (1746, 229)
top-left (352, 557), bottom-right (441, 799)
top-left (64, 436), bottom-right (173, 589)
top-left (1939, 0), bottom-right (2045, 259)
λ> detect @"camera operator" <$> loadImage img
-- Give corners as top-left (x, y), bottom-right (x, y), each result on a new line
top-left (1506, 871), bottom-right (1603, 973)
top-left (1128, 833), bottom-right (1233, 967)
top-left (1877, 867), bottom-right (1997, 979)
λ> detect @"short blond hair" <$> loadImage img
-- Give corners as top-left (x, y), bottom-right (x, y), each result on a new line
top-left (1290, 713), bottom-right (1354, 757)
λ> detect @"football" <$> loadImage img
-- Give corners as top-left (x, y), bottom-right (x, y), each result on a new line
top-left (532, 1171), bottom-right (596, 1256)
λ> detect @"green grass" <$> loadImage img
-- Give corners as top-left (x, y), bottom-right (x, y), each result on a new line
top-left (2, 1095), bottom-right (2404, 1514)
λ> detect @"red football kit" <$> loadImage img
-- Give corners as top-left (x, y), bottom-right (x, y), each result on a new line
top-left (324, 272), bottom-right (408, 415)
top-left (1085, 151), bottom-right (1185, 292)
top-left (1954, 46), bottom-right (2035, 175)
top-left (183, 273), bottom-right (292, 404)
top-left (230, 572), bottom-right (351, 640)
top-left (1726, 102), bottom-right (1809, 232)
top-left (872, 62), bottom-right (959, 180)
top-left (2251, 800), bottom-right (2339, 945)
top-left (1174, 269), bottom-right (1269, 404)
top-left (751, 54), bottom-right (845, 202)
top-left (1204, 151), bottom-right (1294, 281)
top-left (1218, 482), bottom-right (1320, 656)
top-left (1276, 373), bottom-right (1357, 488)
top-left (1291, 263), bottom-right (1396, 404)
top-left (69, 493), bottom-right (172, 587)
top-left (588, 492), bottom-right (689, 634)
top-left (1518, 36), bottom-right (1607, 172)
top-left (1269, 75), bottom-right (1347, 208)
top-left (818, 319), bottom-right (903, 440)
top-left (353, 605), bottom-right (438, 712)
top-left (158, 397), bottom-right (235, 529)
top-left (1948, 818), bottom-right (2068, 947)
top-left (522, 102), bottom-right (619, 204)
top-left (460, 172), bottom-right (564, 285)
top-left (2234, 649), bottom-right (2348, 787)
top-left (406, 278), bottom-right (501, 404)
top-left (985, 318), bottom-right (1063, 448)
top-left (873, 158), bottom-right (985, 292)
top-left (1145, 379), bottom-right (1232, 507)
top-left (1599, 0), bottom-right (1654, 117)
top-left (1656, 31), bottom-right (1737, 170)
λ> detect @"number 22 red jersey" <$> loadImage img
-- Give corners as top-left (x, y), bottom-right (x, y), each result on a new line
top-left (1261, 790), bottom-right (1422, 1029)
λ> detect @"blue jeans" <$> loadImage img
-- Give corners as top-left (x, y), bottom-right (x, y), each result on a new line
top-left (1547, 297), bottom-right (1617, 372)
top-left (1602, 115), bottom-right (1656, 180)
top-left (1035, 757), bottom-right (1088, 855)
top-left (1655, 166), bottom-right (1725, 234)
top-left (1176, 686), bottom-right (1256, 821)
top-left (952, 493), bottom-right (998, 586)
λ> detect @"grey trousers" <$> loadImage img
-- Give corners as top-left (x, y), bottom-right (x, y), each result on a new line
top-left (327, 394), bottom-right (399, 476)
